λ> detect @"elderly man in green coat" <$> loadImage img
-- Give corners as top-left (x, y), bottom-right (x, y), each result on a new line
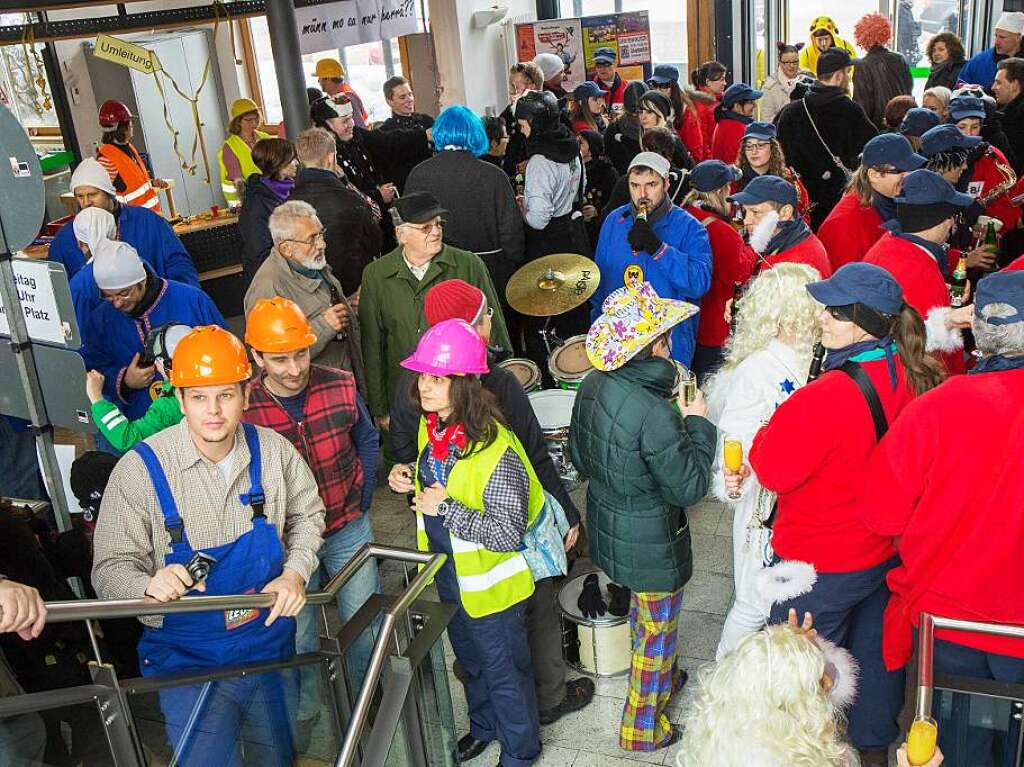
top-left (569, 282), bottom-right (716, 754)
top-left (358, 191), bottom-right (512, 427)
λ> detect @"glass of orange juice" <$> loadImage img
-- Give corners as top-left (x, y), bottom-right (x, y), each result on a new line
top-left (907, 715), bottom-right (937, 765)
top-left (723, 437), bottom-right (744, 499)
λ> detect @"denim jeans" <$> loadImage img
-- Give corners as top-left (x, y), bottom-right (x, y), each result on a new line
top-left (295, 512), bottom-right (380, 719)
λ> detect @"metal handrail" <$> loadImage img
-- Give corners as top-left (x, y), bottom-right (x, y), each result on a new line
top-left (29, 543), bottom-right (433, 623)
top-left (915, 612), bottom-right (1024, 718)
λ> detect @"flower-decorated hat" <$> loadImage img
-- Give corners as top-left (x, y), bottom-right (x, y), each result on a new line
top-left (585, 283), bottom-right (699, 372)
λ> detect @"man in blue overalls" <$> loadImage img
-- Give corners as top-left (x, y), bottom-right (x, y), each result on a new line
top-left (91, 326), bottom-right (326, 766)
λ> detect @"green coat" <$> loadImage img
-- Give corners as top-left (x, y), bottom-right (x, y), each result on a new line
top-left (568, 356), bottom-right (717, 593)
top-left (358, 243), bottom-right (512, 417)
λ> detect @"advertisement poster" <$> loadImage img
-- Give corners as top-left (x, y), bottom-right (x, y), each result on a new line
top-left (516, 24), bottom-right (537, 62)
top-left (581, 14), bottom-right (618, 70)
top-left (532, 19), bottom-right (586, 88)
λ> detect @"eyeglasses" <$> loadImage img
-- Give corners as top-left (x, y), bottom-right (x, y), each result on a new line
top-left (826, 305), bottom-right (852, 321)
top-left (101, 286), bottom-right (137, 303)
top-left (405, 219), bottom-right (446, 234)
top-left (780, 58), bottom-right (800, 65)
top-left (745, 141), bottom-right (772, 151)
top-left (283, 228), bottom-right (326, 248)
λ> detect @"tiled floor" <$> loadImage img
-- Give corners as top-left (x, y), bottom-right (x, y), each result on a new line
top-left (368, 485), bottom-right (735, 766)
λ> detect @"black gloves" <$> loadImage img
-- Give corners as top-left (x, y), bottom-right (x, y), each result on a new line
top-left (577, 573), bottom-right (607, 619)
top-left (607, 583), bottom-right (631, 617)
top-left (627, 217), bottom-right (662, 255)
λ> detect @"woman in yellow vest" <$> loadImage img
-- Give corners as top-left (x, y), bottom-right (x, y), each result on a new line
top-left (391, 318), bottom-right (542, 766)
top-left (96, 99), bottom-right (164, 214)
top-left (218, 98), bottom-right (271, 209)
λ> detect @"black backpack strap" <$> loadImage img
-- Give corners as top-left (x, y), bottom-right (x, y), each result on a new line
top-left (838, 361), bottom-right (889, 442)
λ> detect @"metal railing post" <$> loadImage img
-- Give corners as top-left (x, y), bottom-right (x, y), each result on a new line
top-left (90, 662), bottom-right (146, 767)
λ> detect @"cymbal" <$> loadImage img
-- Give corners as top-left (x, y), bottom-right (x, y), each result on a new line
top-left (506, 254), bottom-right (601, 317)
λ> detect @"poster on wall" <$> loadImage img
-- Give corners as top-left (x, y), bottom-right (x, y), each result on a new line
top-left (516, 12), bottom-right (652, 88)
top-left (293, 0), bottom-right (419, 55)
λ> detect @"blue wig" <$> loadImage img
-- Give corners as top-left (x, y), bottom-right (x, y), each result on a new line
top-left (432, 105), bottom-right (489, 157)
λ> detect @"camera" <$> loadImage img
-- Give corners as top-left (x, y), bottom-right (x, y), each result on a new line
top-left (185, 552), bottom-right (217, 584)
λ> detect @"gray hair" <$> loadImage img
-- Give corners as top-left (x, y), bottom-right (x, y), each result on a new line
top-left (269, 200), bottom-right (320, 246)
top-left (973, 302), bottom-right (1024, 356)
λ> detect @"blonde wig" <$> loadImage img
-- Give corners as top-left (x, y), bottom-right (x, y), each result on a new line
top-left (719, 262), bottom-right (822, 374)
top-left (676, 625), bottom-right (855, 767)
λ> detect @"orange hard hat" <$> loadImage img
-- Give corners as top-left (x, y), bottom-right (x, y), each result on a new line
top-left (244, 296), bottom-right (317, 353)
top-left (170, 326), bottom-right (252, 388)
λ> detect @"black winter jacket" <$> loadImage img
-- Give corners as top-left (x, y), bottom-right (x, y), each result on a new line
top-left (998, 94), bottom-right (1024, 175)
top-left (289, 167), bottom-right (382, 295)
top-left (238, 175), bottom-right (285, 290)
top-left (925, 58), bottom-right (965, 91)
top-left (377, 112), bottom-right (435, 192)
top-left (853, 46), bottom-right (914, 130)
top-left (388, 353), bottom-right (582, 528)
top-left (777, 84), bottom-right (878, 229)
top-left (568, 356), bottom-right (716, 593)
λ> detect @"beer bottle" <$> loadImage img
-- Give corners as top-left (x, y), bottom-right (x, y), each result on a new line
top-left (949, 251), bottom-right (968, 307)
top-left (730, 281), bottom-right (743, 333)
top-left (637, 202), bottom-right (649, 221)
top-left (983, 221), bottom-right (999, 268)
top-left (807, 343), bottom-right (826, 381)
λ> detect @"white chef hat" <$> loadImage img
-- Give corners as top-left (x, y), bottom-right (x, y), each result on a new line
top-left (996, 12), bottom-right (1024, 34)
top-left (70, 157), bottom-right (117, 196)
top-left (93, 239), bottom-right (146, 291)
top-left (72, 207), bottom-right (116, 257)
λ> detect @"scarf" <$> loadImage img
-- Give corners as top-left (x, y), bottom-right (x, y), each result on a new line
top-left (717, 107), bottom-right (754, 125)
top-left (765, 218), bottom-right (812, 256)
top-left (632, 192), bottom-right (672, 225)
top-left (824, 337), bottom-right (899, 388)
top-left (425, 412), bottom-right (467, 460)
top-left (871, 193), bottom-right (897, 225)
top-left (128, 265), bottom-right (162, 319)
top-left (286, 258), bottom-right (325, 281)
top-left (261, 175), bottom-right (295, 201)
top-left (525, 124), bottom-right (581, 164)
top-left (969, 353), bottom-right (1024, 374)
top-left (883, 220), bottom-right (951, 279)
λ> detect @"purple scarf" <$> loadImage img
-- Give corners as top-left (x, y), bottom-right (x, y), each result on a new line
top-left (261, 175), bottom-right (295, 201)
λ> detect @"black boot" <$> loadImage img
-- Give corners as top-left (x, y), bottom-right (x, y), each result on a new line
top-left (457, 733), bottom-right (491, 762)
top-left (538, 677), bottom-right (596, 725)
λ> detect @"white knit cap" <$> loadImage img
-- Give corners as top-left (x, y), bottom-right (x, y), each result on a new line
top-left (70, 157), bottom-right (116, 196)
top-left (533, 53), bottom-right (566, 82)
top-left (93, 239), bottom-right (146, 291)
top-left (72, 207), bottom-right (116, 256)
top-left (996, 12), bottom-right (1024, 34)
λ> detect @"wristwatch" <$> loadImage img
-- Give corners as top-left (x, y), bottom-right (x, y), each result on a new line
top-left (436, 500), bottom-right (450, 517)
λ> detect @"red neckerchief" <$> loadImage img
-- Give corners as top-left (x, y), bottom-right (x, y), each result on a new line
top-left (425, 413), bottom-right (467, 460)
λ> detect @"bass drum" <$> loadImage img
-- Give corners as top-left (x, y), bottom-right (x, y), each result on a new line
top-left (557, 571), bottom-right (631, 677)
top-left (497, 357), bottom-right (542, 392)
top-left (527, 389), bottom-right (580, 489)
top-left (547, 335), bottom-right (593, 390)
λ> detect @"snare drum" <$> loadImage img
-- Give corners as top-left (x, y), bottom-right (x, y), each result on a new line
top-left (527, 389), bottom-right (580, 488)
top-left (498, 357), bottom-right (542, 392)
top-left (548, 335), bottom-right (593, 390)
top-left (557, 572), bottom-right (631, 677)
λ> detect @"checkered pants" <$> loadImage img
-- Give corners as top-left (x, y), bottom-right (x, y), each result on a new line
top-left (619, 589), bottom-right (684, 751)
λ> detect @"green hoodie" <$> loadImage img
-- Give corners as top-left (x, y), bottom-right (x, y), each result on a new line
top-left (91, 381), bottom-right (183, 452)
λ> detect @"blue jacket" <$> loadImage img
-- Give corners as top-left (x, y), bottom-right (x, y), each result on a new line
top-left (957, 48), bottom-right (1001, 89)
top-left (83, 278), bottom-right (226, 421)
top-left (591, 204), bottom-right (712, 366)
top-left (53, 205), bottom-right (198, 331)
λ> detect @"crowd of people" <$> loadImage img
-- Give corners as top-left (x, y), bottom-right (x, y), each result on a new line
top-left (2, 12), bottom-right (1024, 766)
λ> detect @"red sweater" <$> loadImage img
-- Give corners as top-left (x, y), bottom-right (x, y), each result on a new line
top-left (711, 115), bottom-right (746, 164)
top-left (694, 89), bottom-right (721, 161)
top-left (676, 109), bottom-right (705, 163)
top-left (763, 232), bottom-right (833, 277)
top-left (861, 369), bottom-right (1024, 668)
top-left (686, 206), bottom-right (757, 347)
top-left (863, 233), bottom-right (965, 376)
top-left (817, 192), bottom-right (886, 272)
top-left (1006, 254), bottom-right (1024, 271)
top-left (965, 147), bottom-right (1023, 232)
top-left (750, 357), bottom-right (913, 572)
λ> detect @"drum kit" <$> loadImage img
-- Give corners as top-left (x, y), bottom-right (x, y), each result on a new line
top-left (501, 253), bottom-right (601, 491)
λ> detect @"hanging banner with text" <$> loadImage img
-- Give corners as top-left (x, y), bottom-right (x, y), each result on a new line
top-left (92, 33), bottom-right (161, 74)
top-left (294, 0), bottom-right (419, 55)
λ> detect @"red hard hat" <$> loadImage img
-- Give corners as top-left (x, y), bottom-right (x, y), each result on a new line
top-left (99, 100), bottom-right (133, 128)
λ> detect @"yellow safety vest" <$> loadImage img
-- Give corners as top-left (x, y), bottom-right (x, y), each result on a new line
top-left (414, 419), bottom-right (544, 618)
top-left (217, 131), bottom-right (271, 206)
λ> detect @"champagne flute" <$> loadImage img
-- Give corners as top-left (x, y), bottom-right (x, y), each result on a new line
top-left (723, 437), bottom-right (744, 500)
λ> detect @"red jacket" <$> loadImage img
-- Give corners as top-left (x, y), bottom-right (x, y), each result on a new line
top-left (863, 233), bottom-right (965, 376)
top-left (686, 206), bottom-right (757, 347)
top-left (965, 146), bottom-right (1023, 232)
top-left (817, 192), bottom-right (886, 271)
top-left (676, 109), bottom-right (705, 163)
top-left (750, 357), bottom-right (913, 572)
top-left (1006, 254), bottom-right (1024, 271)
top-left (763, 232), bottom-right (832, 277)
top-left (594, 74), bottom-right (629, 106)
top-left (711, 115), bottom-right (747, 164)
top-left (861, 370), bottom-right (1024, 669)
top-left (694, 88), bottom-right (720, 161)
top-left (244, 365), bottom-right (363, 535)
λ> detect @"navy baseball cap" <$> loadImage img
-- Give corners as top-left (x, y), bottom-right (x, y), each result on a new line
top-left (919, 123), bottom-right (982, 157)
top-left (806, 263), bottom-right (904, 315)
top-left (975, 271), bottom-right (1024, 327)
top-left (648, 64), bottom-right (680, 85)
top-left (723, 82), bottom-right (763, 108)
top-left (949, 95), bottom-right (986, 121)
top-left (817, 47), bottom-right (860, 77)
top-left (861, 133), bottom-right (926, 172)
top-left (899, 107), bottom-right (941, 138)
top-left (728, 174), bottom-right (798, 208)
top-left (895, 169), bottom-right (974, 208)
top-left (573, 81), bottom-right (604, 100)
top-left (690, 160), bottom-right (743, 192)
top-left (743, 121), bottom-right (777, 142)
top-left (593, 47), bottom-right (617, 65)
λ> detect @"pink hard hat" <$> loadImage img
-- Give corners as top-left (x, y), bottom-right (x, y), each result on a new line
top-left (401, 319), bottom-right (489, 377)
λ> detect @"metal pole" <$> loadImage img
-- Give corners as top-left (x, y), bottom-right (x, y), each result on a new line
top-left (916, 613), bottom-right (936, 720)
top-left (382, 38), bottom-right (396, 79)
top-left (264, 0), bottom-right (309, 141)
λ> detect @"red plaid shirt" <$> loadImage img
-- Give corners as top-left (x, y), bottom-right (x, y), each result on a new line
top-left (244, 365), bottom-right (362, 535)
